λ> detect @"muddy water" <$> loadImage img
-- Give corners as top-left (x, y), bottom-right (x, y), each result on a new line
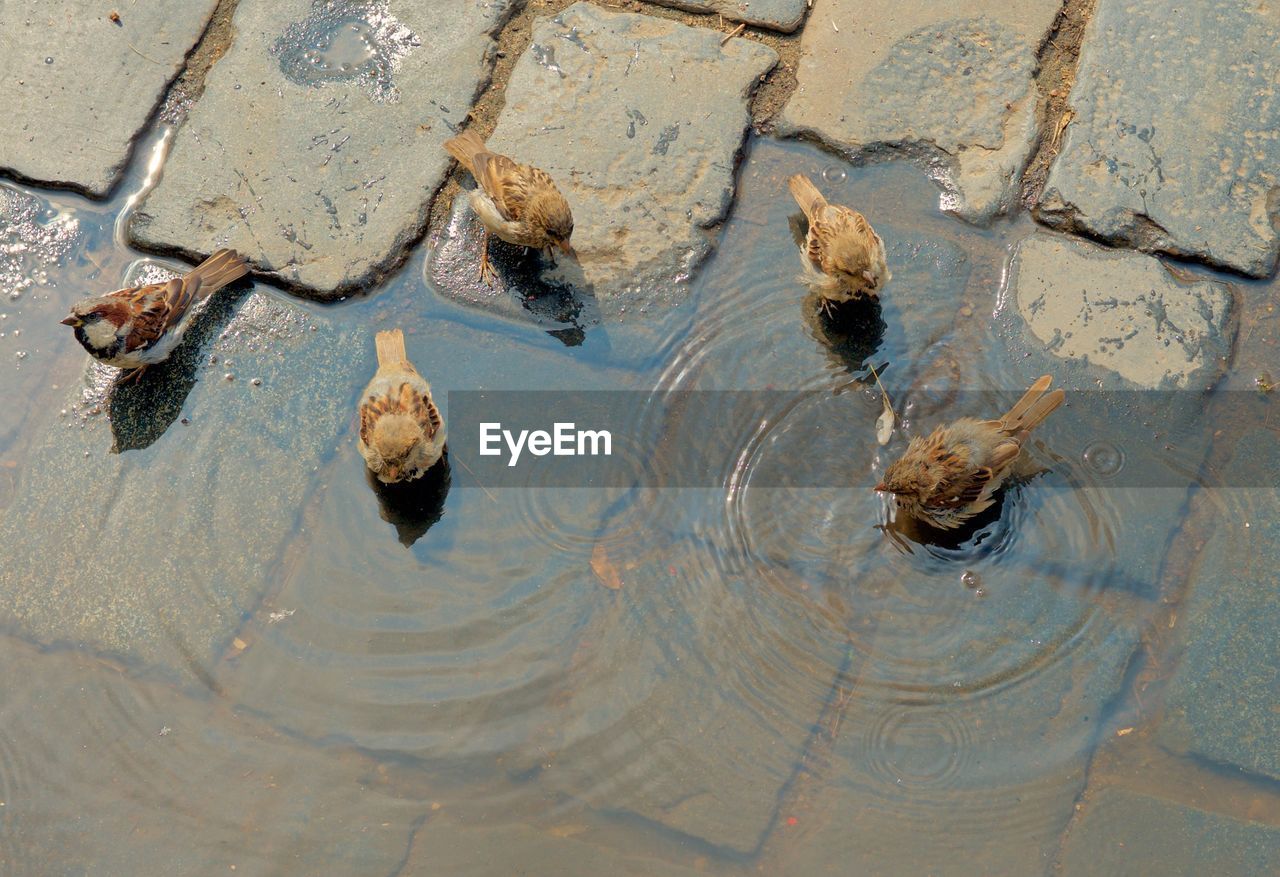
top-left (0, 133), bottom-right (1275, 873)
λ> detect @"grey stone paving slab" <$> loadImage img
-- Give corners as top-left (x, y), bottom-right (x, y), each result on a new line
top-left (766, 605), bottom-right (1141, 876)
top-left (430, 3), bottom-right (776, 318)
top-left (509, 530), bottom-right (849, 855)
top-left (1039, 1), bottom-right (1280, 278)
top-left (407, 812), bottom-right (713, 876)
top-left (130, 0), bottom-right (520, 296)
top-left (1157, 428), bottom-right (1280, 782)
top-left (1058, 788), bottom-right (1280, 876)
top-left (0, 0), bottom-right (218, 197)
top-left (0, 638), bottom-right (424, 876)
top-left (777, 0), bottom-right (1061, 224)
top-left (0, 277), bottom-right (360, 680)
top-left (649, 0), bottom-right (807, 33)
top-left (1011, 233), bottom-right (1235, 390)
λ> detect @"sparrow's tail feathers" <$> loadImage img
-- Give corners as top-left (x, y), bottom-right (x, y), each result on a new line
top-left (375, 328), bottom-right (409, 368)
top-left (187, 248), bottom-right (249, 295)
top-left (444, 130), bottom-right (489, 176)
top-left (1001, 375), bottom-right (1065, 433)
top-left (788, 173), bottom-right (827, 220)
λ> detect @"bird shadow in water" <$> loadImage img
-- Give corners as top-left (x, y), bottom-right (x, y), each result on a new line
top-left (882, 491), bottom-right (1009, 556)
top-left (484, 236), bottom-right (594, 347)
top-left (107, 282), bottom-right (251, 454)
top-left (807, 294), bottom-right (887, 374)
top-left (365, 451), bottom-right (452, 547)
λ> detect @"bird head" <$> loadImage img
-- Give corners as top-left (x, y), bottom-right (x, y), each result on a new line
top-left (370, 414), bottom-right (424, 482)
top-left (874, 461), bottom-right (920, 500)
top-left (531, 190), bottom-right (575, 256)
top-left (61, 300), bottom-right (127, 352)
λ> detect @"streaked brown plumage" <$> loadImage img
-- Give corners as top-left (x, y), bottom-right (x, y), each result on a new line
top-left (876, 376), bottom-right (1065, 529)
top-left (788, 173), bottom-right (890, 307)
top-left (60, 248), bottom-right (248, 381)
top-left (358, 329), bottom-right (445, 484)
top-left (444, 130), bottom-right (575, 284)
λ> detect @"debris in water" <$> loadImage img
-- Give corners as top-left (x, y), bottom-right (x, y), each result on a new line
top-left (590, 542), bottom-right (623, 590)
top-left (868, 363), bottom-right (894, 445)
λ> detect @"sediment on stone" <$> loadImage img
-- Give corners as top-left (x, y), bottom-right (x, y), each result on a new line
top-left (1020, 0), bottom-right (1099, 207)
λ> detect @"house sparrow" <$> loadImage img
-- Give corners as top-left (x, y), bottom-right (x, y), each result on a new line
top-left (876, 375), bottom-right (1065, 530)
top-left (358, 329), bottom-right (445, 484)
top-left (788, 173), bottom-right (890, 311)
top-left (443, 129), bottom-right (575, 284)
top-left (60, 248), bottom-right (248, 380)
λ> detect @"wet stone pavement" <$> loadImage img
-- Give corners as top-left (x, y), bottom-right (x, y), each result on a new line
top-left (2, 0), bottom-right (1280, 874)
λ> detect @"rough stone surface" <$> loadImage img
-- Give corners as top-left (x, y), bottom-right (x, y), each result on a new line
top-left (1058, 788), bottom-right (1280, 876)
top-left (1039, 1), bottom-right (1280, 278)
top-left (1012, 233), bottom-right (1234, 389)
top-left (131, 0), bottom-right (519, 295)
top-left (0, 0), bottom-right (218, 197)
top-left (777, 0), bottom-right (1061, 223)
top-left (0, 281), bottom-right (361, 679)
top-left (649, 0), bottom-right (807, 33)
top-left (1157, 428), bottom-right (1280, 782)
top-left (431, 3), bottom-right (776, 317)
top-left (0, 638), bottom-right (424, 876)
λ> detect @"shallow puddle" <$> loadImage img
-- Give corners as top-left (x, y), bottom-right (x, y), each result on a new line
top-left (0, 126), bottom-right (1277, 874)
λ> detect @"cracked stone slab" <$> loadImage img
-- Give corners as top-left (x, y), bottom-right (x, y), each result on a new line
top-left (777, 0), bottom-right (1061, 224)
top-left (0, 282), bottom-right (360, 680)
top-left (0, 0), bottom-right (219, 197)
top-left (0, 638), bottom-right (424, 875)
top-left (430, 2), bottom-right (777, 318)
top-left (649, 0), bottom-right (807, 33)
top-left (1156, 428), bottom-right (1280, 783)
top-left (130, 0), bottom-right (520, 296)
top-left (1059, 788), bottom-right (1280, 875)
top-left (1012, 233), bottom-right (1234, 389)
top-left (1039, 1), bottom-right (1280, 278)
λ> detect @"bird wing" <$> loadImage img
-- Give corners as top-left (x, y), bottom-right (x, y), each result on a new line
top-left (813, 205), bottom-right (876, 274)
top-left (473, 151), bottom-right (553, 224)
top-left (108, 278), bottom-right (192, 352)
top-left (926, 466), bottom-right (995, 510)
top-left (359, 380), bottom-right (442, 446)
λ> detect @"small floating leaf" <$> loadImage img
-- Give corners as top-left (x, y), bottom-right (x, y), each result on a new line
top-left (869, 363), bottom-right (895, 445)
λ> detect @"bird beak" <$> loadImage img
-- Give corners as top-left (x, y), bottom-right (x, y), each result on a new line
top-left (385, 466), bottom-right (400, 481)
top-left (557, 239), bottom-right (576, 259)
top-left (873, 482), bottom-right (887, 493)
top-left (60, 315), bottom-right (81, 327)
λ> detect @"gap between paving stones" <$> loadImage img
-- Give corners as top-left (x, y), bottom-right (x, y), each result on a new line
top-left (1021, 0), bottom-right (1098, 208)
top-left (159, 0), bottom-right (244, 122)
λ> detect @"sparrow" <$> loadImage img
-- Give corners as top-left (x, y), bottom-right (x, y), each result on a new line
top-left (443, 129), bottom-right (575, 284)
top-left (876, 375), bottom-right (1065, 530)
top-left (358, 329), bottom-right (445, 484)
top-left (60, 248), bottom-right (248, 381)
top-left (788, 173), bottom-right (890, 312)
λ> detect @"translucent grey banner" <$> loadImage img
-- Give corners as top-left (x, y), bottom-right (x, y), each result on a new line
top-left (444, 390), bottom-right (1274, 488)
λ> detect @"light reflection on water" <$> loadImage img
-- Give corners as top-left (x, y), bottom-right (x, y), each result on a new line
top-left (0, 133), bottom-right (1273, 873)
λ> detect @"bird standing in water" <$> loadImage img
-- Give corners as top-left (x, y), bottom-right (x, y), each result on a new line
top-left (358, 329), bottom-right (446, 484)
top-left (788, 173), bottom-right (889, 313)
top-left (60, 248), bottom-right (248, 381)
top-left (876, 376), bottom-right (1065, 530)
